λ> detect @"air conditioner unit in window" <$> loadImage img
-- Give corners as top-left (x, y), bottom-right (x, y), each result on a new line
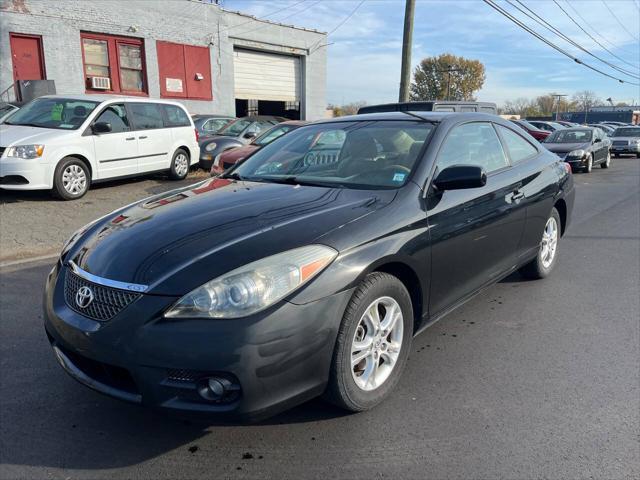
top-left (91, 76), bottom-right (111, 90)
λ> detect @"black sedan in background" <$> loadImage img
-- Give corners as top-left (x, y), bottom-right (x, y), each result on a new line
top-left (543, 127), bottom-right (611, 172)
top-left (198, 115), bottom-right (285, 170)
top-left (44, 112), bottom-right (574, 421)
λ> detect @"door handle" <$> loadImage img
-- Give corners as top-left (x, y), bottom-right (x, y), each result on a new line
top-left (125, 137), bottom-right (135, 141)
top-left (139, 135), bottom-right (148, 140)
top-left (512, 190), bottom-right (525, 201)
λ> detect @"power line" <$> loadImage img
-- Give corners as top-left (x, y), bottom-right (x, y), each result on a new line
top-left (311, 0), bottom-right (366, 52)
top-left (482, 0), bottom-right (639, 86)
top-left (601, 0), bottom-right (640, 42)
top-left (219, 0), bottom-right (308, 35)
top-left (508, 0), bottom-right (639, 79)
top-left (552, 0), bottom-right (639, 71)
top-left (230, 0), bottom-right (323, 38)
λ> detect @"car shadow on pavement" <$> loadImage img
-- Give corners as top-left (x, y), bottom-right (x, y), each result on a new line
top-left (0, 261), bottom-right (349, 471)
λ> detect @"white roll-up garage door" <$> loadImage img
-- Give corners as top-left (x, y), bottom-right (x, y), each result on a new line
top-left (233, 49), bottom-right (300, 102)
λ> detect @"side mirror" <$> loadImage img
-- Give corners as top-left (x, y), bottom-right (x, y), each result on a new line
top-left (243, 131), bottom-right (257, 139)
top-left (433, 165), bottom-right (487, 191)
top-left (92, 122), bottom-right (112, 134)
top-left (593, 137), bottom-right (601, 143)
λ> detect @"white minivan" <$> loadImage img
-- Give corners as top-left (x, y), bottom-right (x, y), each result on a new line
top-left (0, 95), bottom-right (200, 200)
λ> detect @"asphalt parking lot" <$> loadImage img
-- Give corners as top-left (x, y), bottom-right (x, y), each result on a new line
top-left (0, 169), bottom-right (210, 263)
top-left (1, 157), bottom-right (638, 479)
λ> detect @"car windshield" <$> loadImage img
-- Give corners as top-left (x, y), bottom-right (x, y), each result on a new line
top-left (196, 117), bottom-right (232, 133)
top-left (4, 97), bottom-right (99, 130)
top-left (548, 122), bottom-right (566, 129)
top-left (613, 128), bottom-right (640, 137)
top-left (546, 130), bottom-right (592, 143)
top-left (218, 119), bottom-right (252, 136)
top-left (253, 124), bottom-right (296, 146)
top-left (229, 120), bottom-right (435, 189)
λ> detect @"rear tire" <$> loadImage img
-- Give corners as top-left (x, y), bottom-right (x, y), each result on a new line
top-left (52, 157), bottom-right (90, 200)
top-left (169, 149), bottom-right (190, 180)
top-left (601, 151), bottom-right (611, 168)
top-left (324, 272), bottom-right (413, 412)
top-left (519, 207), bottom-right (561, 280)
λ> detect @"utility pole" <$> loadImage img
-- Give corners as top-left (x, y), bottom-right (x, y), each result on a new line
top-left (398, 0), bottom-right (415, 102)
top-left (552, 93), bottom-right (567, 121)
top-left (437, 67), bottom-right (461, 100)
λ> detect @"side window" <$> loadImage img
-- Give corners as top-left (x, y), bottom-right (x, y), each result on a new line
top-left (129, 103), bottom-right (164, 130)
top-left (94, 104), bottom-right (130, 133)
top-left (255, 121), bottom-right (274, 134)
top-left (162, 104), bottom-right (190, 127)
top-left (496, 125), bottom-right (538, 163)
top-left (437, 122), bottom-right (509, 173)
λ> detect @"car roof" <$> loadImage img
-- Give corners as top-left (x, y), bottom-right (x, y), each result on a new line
top-left (553, 127), bottom-right (594, 131)
top-left (192, 114), bottom-right (234, 119)
top-left (36, 94), bottom-right (189, 107)
top-left (314, 111), bottom-right (500, 124)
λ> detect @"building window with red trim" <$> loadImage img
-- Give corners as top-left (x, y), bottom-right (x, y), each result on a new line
top-left (81, 32), bottom-right (147, 95)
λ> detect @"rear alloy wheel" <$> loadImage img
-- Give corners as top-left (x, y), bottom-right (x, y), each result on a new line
top-left (519, 207), bottom-right (561, 279)
top-left (584, 154), bottom-right (593, 173)
top-left (324, 272), bottom-right (413, 412)
top-left (52, 157), bottom-right (90, 200)
top-left (169, 149), bottom-right (190, 180)
top-left (601, 151), bottom-right (611, 168)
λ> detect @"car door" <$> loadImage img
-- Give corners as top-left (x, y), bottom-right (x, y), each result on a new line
top-left (593, 129), bottom-right (607, 162)
top-left (91, 103), bottom-right (139, 179)
top-left (127, 103), bottom-right (172, 173)
top-left (427, 121), bottom-right (526, 317)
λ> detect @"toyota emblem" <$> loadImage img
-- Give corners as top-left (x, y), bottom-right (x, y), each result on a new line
top-left (75, 286), bottom-right (94, 308)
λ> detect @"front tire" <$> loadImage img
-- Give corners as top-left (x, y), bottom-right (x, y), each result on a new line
top-left (601, 151), bottom-right (611, 168)
top-left (52, 157), bottom-right (90, 200)
top-left (519, 207), bottom-right (561, 279)
top-left (324, 272), bottom-right (413, 412)
top-left (169, 149), bottom-right (190, 180)
top-left (584, 154), bottom-right (593, 173)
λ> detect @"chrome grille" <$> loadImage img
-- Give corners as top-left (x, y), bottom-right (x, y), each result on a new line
top-left (64, 268), bottom-right (140, 321)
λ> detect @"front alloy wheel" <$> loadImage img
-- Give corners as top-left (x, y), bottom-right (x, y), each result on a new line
top-left (351, 297), bottom-right (404, 391)
top-left (601, 151), bottom-right (611, 168)
top-left (585, 154), bottom-right (593, 173)
top-left (325, 272), bottom-right (413, 412)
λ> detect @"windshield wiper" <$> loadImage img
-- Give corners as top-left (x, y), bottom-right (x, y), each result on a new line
top-left (261, 176), bottom-right (342, 188)
top-left (222, 172), bottom-right (245, 180)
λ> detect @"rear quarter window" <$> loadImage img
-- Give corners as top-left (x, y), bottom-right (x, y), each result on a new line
top-left (162, 104), bottom-right (191, 127)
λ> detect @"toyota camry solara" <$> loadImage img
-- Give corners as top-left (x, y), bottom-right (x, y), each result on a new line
top-left (44, 111), bottom-right (575, 421)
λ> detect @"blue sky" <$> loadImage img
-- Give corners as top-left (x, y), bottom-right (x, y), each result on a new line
top-left (223, 0), bottom-right (640, 107)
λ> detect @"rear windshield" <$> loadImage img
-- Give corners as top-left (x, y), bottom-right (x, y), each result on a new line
top-left (613, 128), bottom-right (640, 137)
top-left (231, 120), bottom-right (435, 189)
top-left (4, 97), bottom-right (99, 130)
top-left (545, 130), bottom-right (592, 143)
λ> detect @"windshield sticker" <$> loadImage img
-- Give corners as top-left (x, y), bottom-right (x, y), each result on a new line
top-left (59, 124), bottom-right (75, 129)
top-left (392, 173), bottom-right (406, 183)
top-left (51, 104), bottom-right (63, 121)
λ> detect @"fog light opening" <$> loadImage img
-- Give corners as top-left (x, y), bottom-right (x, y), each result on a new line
top-left (197, 377), bottom-right (230, 401)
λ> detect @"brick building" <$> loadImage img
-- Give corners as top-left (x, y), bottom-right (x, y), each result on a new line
top-left (0, 0), bottom-right (327, 119)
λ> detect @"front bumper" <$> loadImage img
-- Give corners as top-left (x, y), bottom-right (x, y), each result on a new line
top-left (611, 145), bottom-right (640, 154)
top-left (0, 156), bottom-right (53, 190)
top-left (43, 261), bottom-right (352, 421)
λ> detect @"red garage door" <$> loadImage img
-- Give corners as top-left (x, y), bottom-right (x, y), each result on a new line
top-left (157, 41), bottom-right (212, 100)
top-left (10, 33), bottom-right (46, 81)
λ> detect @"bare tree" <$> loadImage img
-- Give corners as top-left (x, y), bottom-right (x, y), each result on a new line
top-left (572, 90), bottom-right (602, 111)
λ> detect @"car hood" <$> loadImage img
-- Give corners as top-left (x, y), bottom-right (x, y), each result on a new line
top-left (220, 145), bottom-right (259, 163)
top-left (67, 178), bottom-right (395, 295)
top-left (543, 142), bottom-right (589, 154)
top-left (610, 136), bottom-right (640, 142)
top-left (0, 124), bottom-right (76, 146)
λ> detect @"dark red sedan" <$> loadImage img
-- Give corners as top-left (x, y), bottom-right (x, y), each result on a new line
top-left (510, 119), bottom-right (550, 141)
top-left (211, 121), bottom-right (306, 175)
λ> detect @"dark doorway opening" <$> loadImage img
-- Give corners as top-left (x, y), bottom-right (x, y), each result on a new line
top-left (235, 99), bottom-right (300, 120)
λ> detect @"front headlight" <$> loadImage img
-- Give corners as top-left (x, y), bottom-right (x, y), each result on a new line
top-left (566, 149), bottom-right (585, 158)
top-left (6, 144), bottom-right (45, 159)
top-left (165, 245), bottom-right (338, 319)
top-left (205, 142), bottom-right (217, 152)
